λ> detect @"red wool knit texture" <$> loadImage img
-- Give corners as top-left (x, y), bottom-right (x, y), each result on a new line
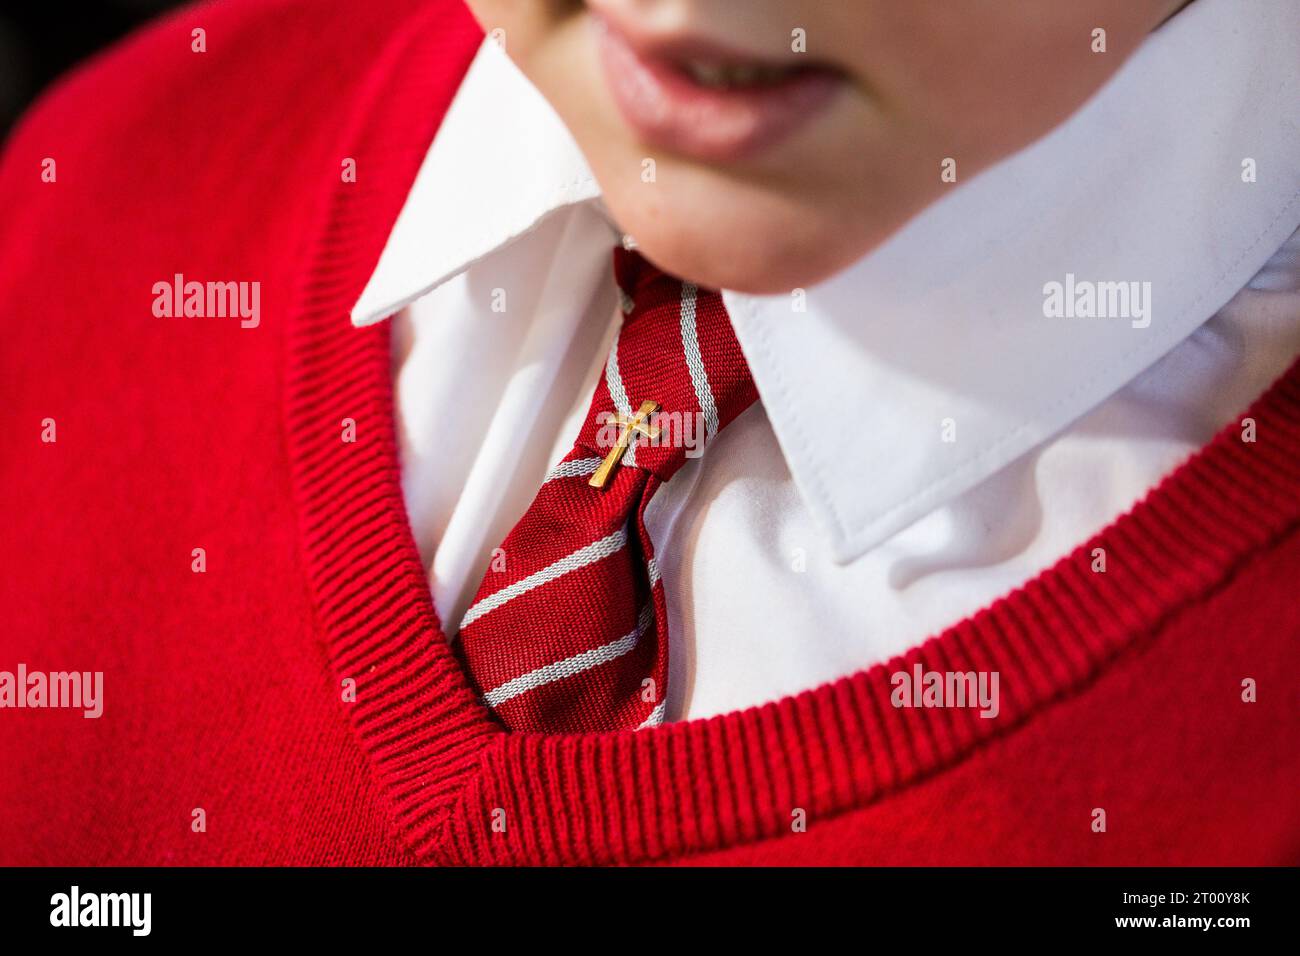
top-left (0, 0), bottom-right (1296, 866)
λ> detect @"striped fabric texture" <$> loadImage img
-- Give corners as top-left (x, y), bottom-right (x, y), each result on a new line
top-left (455, 248), bottom-right (759, 732)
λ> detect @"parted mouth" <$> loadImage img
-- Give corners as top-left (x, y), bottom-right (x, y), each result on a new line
top-left (586, 2), bottom-right (843, 87)
top-left (676, 58), bottom-right (817, 89)
top-left (588, 9), bottom-right (844, 162)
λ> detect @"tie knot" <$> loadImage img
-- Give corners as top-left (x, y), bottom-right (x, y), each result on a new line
top-left (576, 247), bottom-right (759, 486)
top-left (612, 247), bottom-right (682, 324)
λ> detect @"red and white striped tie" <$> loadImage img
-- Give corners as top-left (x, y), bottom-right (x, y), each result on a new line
top-left (455, 247), bottom-right (758, 733)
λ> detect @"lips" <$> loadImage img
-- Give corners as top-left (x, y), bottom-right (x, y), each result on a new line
top-left (591, 13), bottom-right (843, 164)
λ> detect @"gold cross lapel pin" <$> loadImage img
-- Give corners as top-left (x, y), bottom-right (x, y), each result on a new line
top-left (589, 400), bottom-right (661, 489)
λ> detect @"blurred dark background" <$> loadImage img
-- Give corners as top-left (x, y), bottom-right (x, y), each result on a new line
top-left (1, 0), bottom-right (184, 138)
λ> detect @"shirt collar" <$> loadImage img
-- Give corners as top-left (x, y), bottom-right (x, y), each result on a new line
top-left (350, 38), bottom-right (611, 327)
top-left (353, 0), bottom-right (1300, 563)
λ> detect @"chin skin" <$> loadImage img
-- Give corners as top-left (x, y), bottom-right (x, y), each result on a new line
top-left (476, 0), bottom-right (1184, 294)
top-left (597, 165), bottom-right (906, 294)
top-left (569, 96), bottom-right (954, 293)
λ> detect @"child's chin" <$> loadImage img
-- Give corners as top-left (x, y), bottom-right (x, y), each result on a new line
top-left (594, 152), bottom-right (900, 294)
top-left (623, 206), bottom-right (882, 296)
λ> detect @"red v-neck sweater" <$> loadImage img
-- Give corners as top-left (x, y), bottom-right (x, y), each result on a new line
top-left (1, 0), bottom-right (1297, 867)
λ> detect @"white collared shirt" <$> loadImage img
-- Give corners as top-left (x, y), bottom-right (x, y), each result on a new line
top-left (354, 0), bottom-right (1300, 722)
